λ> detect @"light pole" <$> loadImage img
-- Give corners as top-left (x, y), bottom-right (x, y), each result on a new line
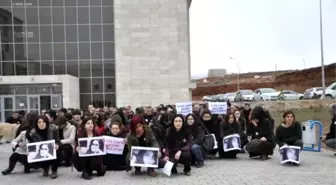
top-left (230, 57), bottom-right (240, 91)
top-left (319, 0), bottom-right (326, 98)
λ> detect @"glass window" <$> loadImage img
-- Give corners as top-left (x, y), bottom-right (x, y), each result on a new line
top-left (78, 7), bottom-right (89, 24)
top-left (103, 42), bottom-right (115, 59)
top-left (15, 96), bottom-right (27, 109)
top-left (41, 61), bottom-right (53, 75)
top-left (0, 26), bottom-right (12, 42)
top-left (28, 61), bottom-right (40, 75)
top-left (65, 0), bottom-right (76, 6)
top-left (90, 0), bottom-right (101, 6)
top-left (92, 78), bottom-right (103, 93)
top-left (37, 86), bottom-right (51, 94)
top-left (91, 60), bottom-right (102, 77)
top-left (12, 7), bottom-right (25, 23)
top-left (54, 60), bottom-right (66, 74)
top-left (40, 26), bottom-right (52, 42)
top-left (39, 8), bottom-right (52, 24)
top-left (90, 7), bottom-right (101, 24)
top-left (79, 43), bottom-right (90, 59)
top-left (52, 0), bottom-right (63, 6)
top-left (103, 60), bottom-right (115, 77)
top-left (13, 25), bottom-right (24, 43)
top-left (39, 0), bottom-right (51, 6)
top-left (53, 26), bottom-right (65, 42)
top-left (102, 25), bottom-right (114, 41)
top-left (40, 43), bottom-right (53, 60)
top-left (104, 78), bottom-right (115, 92)
top-left (102, 7), bottom-right (114, 23)
top-left (79, 60), bottom-right (90, 77)
top-left (26, 0), bottom-right (38, 6)
top-left (65, 7), bottom-right (77, 24)
top-left (66, 43), bottom-right (78, 59)
top-left (66, 60), bottom-right (78, 77)
top-left (91, 43), bottom-right (102, 59)
top-left (80, 78), bottom-right (91, 93)
top-left (80, 94), bottom-right (91, 110)
top-left (2, 44), bottom-right (14, 61)
top-left (26, 8), bottom-right (39, 24)
top-left (52, 8), bottom-right (64, 25)
top-left (27, 43), bottom-right (39, 60)
top-left (102, 0), bottom-right (113, 6)
top-left (78, 25), bottom-right (89, 42)
top-left (51, 85), bottom-right (62, 94)
top-left (65, 26), bottom-right (77, 42)
top-left (90, 25), bottom-right (102, 41)
top-left (0, 0), bottom-right (12, 6)
top-left (14, 43), bottom-right (25, 60)
top-left (14, 86), bottom-right (27, 94)
top-left (54, 43), bottom-right (66, 60)
top-left (15, 62), bottom-right (27, 75)
top-left (92, 94), bottom-right (104, 108)
top-left (105, 94), bottom-right (116, 107)
top-left (26, 26), bottom-right (39, 42)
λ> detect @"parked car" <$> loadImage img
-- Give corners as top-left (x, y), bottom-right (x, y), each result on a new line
top-left (253, 88), bottom-right (279, 101)
top-left (234, 89), bottom-right (254, 102)
top-left (280, 90), bottom-right (304, 100)
top-left (210, 95), bottom-right (219, 102)
top-left (202, 95), bottom-right (212, 101)
top-left (303, 87), bottom-right (325, 99)
top-left (224, 92), bottom-right (236, 102)
top-left (316, 82), bottom-right (336, 99)
top-left (216, 94), bottom-right (226, 102)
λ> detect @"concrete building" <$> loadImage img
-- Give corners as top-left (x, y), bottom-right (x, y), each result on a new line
top-left (208, 69), bottom-right (227, 78)
top-left (0, 0), bottom-right (194, 121)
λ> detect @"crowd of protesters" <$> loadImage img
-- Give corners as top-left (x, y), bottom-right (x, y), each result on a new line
top-left (1, 102), bottom-right (335, 180)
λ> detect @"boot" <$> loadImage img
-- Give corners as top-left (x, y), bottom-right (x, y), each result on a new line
top-left (134, 167), bottom-right (141, 175)
top-left (171, 167), bottom-right (178, 174)
top-left (50, 171), bottom-right (58, 179)
top-left (1, 159), bottom-right (16, 175)
top-left (1, 168), bottom-right (12, 175)
top-left (147, 169), bottom-right (157, 177)
top-left (81, 171), bottom-right (92, 180)
top-left (23, 165), bottom-right (30, 174)
top-left (260, 155), bottom-right (268, 161)
top-left (97, 166), bottom-right (106, 177)
top-left (196, 161), bottom-right (204, 168)
top-left (42, 168), bottom-right (49, 177)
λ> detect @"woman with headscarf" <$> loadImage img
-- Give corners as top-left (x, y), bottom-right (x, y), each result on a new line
top-left (74, 117), bottom-right (106, 180)
top-left (185, 113), bottom-right (206, 168)
top-left (219, 113), bottom-right (241, 158)
top-left (163, 114), bottom-right (192, 176)
top-left (200, 109), bottom-right (220, 158)
top-left (245, 106), bottom-right (276, 160)
top-left (25, 115), bottom-right (60, 179)
top-left (126, 115), bottom-right (159, 177)
top-left (321, 103), bottom-right (336, 155)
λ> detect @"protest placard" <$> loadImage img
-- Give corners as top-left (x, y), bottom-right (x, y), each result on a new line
top-left (104, 136), bottom-right (125, 155)
top-left (208, 102), bottom-right (227, 114)
top-left (176, 102), bottom-right (192, 115)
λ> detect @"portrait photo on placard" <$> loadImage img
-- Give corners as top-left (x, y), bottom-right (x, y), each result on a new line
top-left (130, 146), bottom-right (159, 168)
top-left (78, 136), bottom-right (106, 157)
top-left (280, 146), bottom-right (300, 164)
top-left (223, 134), bottom-right (241, 152)
top-left (27, 140), bottom-right (56, 163)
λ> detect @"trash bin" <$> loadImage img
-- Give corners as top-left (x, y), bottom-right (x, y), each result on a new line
top-left (302, 121), bottom-right (316, 147)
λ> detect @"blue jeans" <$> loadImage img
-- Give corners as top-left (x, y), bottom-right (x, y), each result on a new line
top-left (191, 144), bottom-right (204, 163)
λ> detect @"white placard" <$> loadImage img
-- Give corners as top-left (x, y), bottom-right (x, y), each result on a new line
top-left (104, 136), bottom-right (125, 155)
top-left (175, 102), bottom-right (192, 116)
top-left (208, 102), bottom-right (227, 114)
top-left (27, 140), bottom-right (56, 163)
top-left (279, 145), bottom-right (300, 164)
top-left (223, 134), bottom-right (241, 152)
top-left (78, 136), bottom-right (106, 157)
top-left (162, 161), bottom-right (174, 176)
top-left (130, 146), bottom-right (159, 168)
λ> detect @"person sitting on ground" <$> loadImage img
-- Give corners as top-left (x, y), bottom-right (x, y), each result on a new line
top-left (275, 111), bottom-right (303, 149)
top-left (321, 103), bottom-right (336, 156)
top-left (219, 113), bottom-right (241, 159)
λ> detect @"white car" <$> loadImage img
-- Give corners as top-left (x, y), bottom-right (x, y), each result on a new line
top-left (202, 95), bottom-right (212, 101)
top-left (281, 90), bottom-right (304, 100)
top-left (225, 93), bottom-right (236, 102)
top-left (253, 88), bottom-right (279, 101)
top-left (316, 82), bottom-right (336, 99)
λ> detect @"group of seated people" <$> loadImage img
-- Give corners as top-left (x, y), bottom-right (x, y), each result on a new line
top-left (1, 102), bottom-right (335, 180)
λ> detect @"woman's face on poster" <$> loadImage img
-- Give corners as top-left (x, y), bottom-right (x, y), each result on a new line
top-left (40, 144), bottom-right (49, 157)
top-left (91, 140), bottom-right (100, 152)
top-left (232, 137), bottom-right (239, 148)
top-left (287, 149), bottom-right (296, 160)
top-left (143, 151), bottom-right (155, 165)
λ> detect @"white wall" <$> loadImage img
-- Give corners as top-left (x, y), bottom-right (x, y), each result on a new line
top-left (0, 75), bottom-right (80, 108)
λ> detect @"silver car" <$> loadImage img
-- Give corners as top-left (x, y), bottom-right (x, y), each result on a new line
top-left (253, 88), bottom-right (279, 101)
top-left (234, 89), bottom-right (254, 102)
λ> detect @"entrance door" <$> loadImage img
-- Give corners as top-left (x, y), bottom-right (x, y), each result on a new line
top-left (2, 96), bottom-right (14, 122)
top-left (28, 95), bottom-right (40, 114)
top-left (51, 95), bottom-right (62, 110)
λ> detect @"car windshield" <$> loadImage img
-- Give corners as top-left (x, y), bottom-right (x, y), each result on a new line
top-left (305, 88), bottom-right (313, 93)
top-left (327, 83), bottom-right (336, 89)
top-left (261, 88), bottom-right (276, 93)
top-left (240, 90), bottom-right (253, 95)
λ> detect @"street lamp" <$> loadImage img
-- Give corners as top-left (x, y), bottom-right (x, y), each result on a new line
top-left (230, 57), bottom-right (240, 91)
top-left (319, 0), bottom-right (326, 98)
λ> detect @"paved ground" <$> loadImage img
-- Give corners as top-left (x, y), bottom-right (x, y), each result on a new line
top-left (0, 144), bottom-right (335, 185)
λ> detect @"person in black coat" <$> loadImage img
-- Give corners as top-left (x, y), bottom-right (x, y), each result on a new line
top-left (233, 109), bottom-right (248, 151)
top-left (26, 115), bottom-right (60, 179)
top-left (219, 113), bottom-right (241, 158)
top-left (200, 110), bottom-right (220, 157)
top-left (246, 106), bottom-right (276, 160)
top-left (103, 122), bottom-right (128, 171)
top-left (186, 113), bottom-right (206, 168)
top-left (321, 103), bottom-right (336, 155)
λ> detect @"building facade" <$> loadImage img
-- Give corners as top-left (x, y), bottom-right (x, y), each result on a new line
top-left (0, 0), bottom-right (116, 120)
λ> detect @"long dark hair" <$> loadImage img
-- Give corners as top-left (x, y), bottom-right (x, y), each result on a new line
top-left (79, 116), bottom-right (96, 137)
top-left (35, 115), bottom-right (50, 130)
top-left (282, 110), bottom-right (296, 124)
top-left (165, 114), bottom-right (190, 147)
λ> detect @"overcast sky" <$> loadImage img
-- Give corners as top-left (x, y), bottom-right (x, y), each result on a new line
top-left (189, 0), bottom-right (336, 79)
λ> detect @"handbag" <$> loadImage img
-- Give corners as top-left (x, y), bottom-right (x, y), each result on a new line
top-left (203, 134), bottom-right (216, 152)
